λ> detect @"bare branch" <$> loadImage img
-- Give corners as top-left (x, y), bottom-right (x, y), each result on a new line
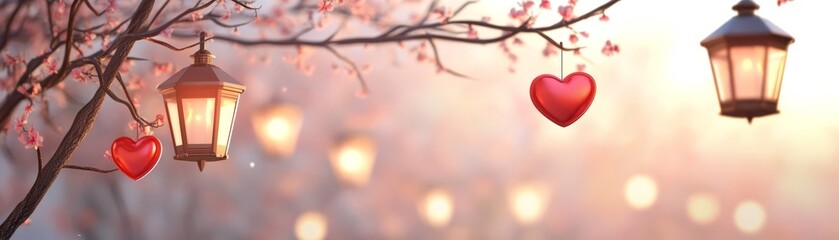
top-left (63, 165), bottom-right (118, 173)
top-left (144, 37), bottom-right (211, 51)
top-left (83, 0), bottom-right (106, 16)
top-left (148, 0), bottom-right (172, 27)
top-left (324, 46), bottom-right (369, 94)
top-left (427, 39), bottom-right (471, 79)
top-left (0, 1), bottom-right (27, 52)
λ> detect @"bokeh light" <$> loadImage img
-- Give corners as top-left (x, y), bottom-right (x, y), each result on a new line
top-left (418, 188), bottom-right (454, 228)
top-left (252, 104), bottom-right (303, 157)
top-left (329, 135), bottom-right (377, 186)
top-left (734, 201), bottom-right (766, 234)
top-left (624, 175), bottom-right (658, 210)
top-left (295, 211), bottom-right (328, 240)
top-left (686, 192), bottom-right (720, 224)
top-left (508, 182), bottom-right (550, 225)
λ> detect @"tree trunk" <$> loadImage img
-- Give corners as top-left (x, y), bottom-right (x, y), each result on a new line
top-left (0, 0), bottom-right (156, 238)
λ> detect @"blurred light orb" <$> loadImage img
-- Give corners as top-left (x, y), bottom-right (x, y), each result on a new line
top-left (249, 161), bottom-right (255, 168)
top-left (252, 104), bottom-right (303, 158)
top-left (330, 135), bottom-right (377, 186)
top-left (419, 189), bottom-right (454, 228)
top-left (734, 200), bottom-right (766, 234)
top-left (508, 183), bottom-right (550, 225)
top-left (624, 174), bottom-right (658, 210)
top-left (686, 193), bottom-right (720, 224)
top-left (295, 211), bottom-right (328, 240)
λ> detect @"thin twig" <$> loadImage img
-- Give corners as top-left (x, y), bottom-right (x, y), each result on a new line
top-left (36, 147), bottom-right (43, 176)
top-left (144, 37), bottom-right (211, 51)
top-left (63, 165), bottom-right (118, 173)
top-left (324, 46), bottom-right (369, 94)
top-left (427, 39), bottom-right (470, 79)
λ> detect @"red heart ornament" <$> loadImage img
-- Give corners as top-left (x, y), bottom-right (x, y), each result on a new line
top-left (530, 72), bottom-right (596, 127)
top-left (111, 136), bottom-right (162, 181)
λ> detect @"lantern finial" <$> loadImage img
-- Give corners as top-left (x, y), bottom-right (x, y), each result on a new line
top-left (733, 0), bottom-right (759, 15)
top-left (191, 31), bottom-right (215, 65)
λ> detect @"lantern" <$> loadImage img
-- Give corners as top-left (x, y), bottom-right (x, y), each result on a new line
top-left (252, 103), bottom-right (303, 158)
top-left (157, 32), bottom-right (246, 171)
top-left (700, 0), bottom-right (794, 123)
top-left (328, 135), bottom-right (376, 186)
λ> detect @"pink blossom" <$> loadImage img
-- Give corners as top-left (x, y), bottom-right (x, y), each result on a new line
top-left (569, 34), bottom-right (579, 44)
top-left (576, 64), bottom-right (586, 71)
top-left (128, 121), bottom-right (139, 130)
top-left (318, 0), bottom-right (335, 12)
top-left (19, 127), bottom-right (44, 149)
top-left (153, 63), bottom-right (174, 76)
top-left (540, 0), bottom-right (551, 9)
top-left (602, 40), bottom-right (619, 56)
top-left (72, 68), bottom-right (87, 83)
top-left (579, 31), bottom-right (589, 38)
top-left (542, 42), bottom-right (558, 57)
top-left (190, 11), bottom-right (203, 21)
top-left (522, 1), bottom-right (535, 12)
top-left (558, 5), bottom-right (574, 20)
top-left (104, 150), bottom-right (112, 160)
top-left (599, 13), bottom-right (609, 22)
top-left (509, 8), bottom-right (526, 20)
top-left (141, 126), bottom-right (153, 136)
top-left (154, 114), bottom-right (166, 126)
top-left (467, 25), bottom-right (478, 39)
top-left (513, 38), bottom-right (524, 45)
top-left (778, 0), bottom-right (793, 6)
top-left (45, 57), bottom-right (58, 74)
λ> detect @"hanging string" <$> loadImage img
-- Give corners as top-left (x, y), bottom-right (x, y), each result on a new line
top-left (560, 42), bottom-right (565, 78)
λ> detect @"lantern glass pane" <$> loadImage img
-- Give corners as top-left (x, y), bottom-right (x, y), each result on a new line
top-left (710, 48), bottom-right (732, 102)
top-left (730, 45), bottom-right (767, 100)
top-left (181, 98), bottom-right (216, 145)
top-left (216, 96), bottom-right (239, 153)
top-left (165, 99), bottom-right (183, 146)
top-left (765, 47), bottom-right (787, 101)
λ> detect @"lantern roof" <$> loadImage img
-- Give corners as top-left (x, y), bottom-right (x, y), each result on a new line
top-left (700, 0), bottom-right (794, 47)
top-left (157, 63), bottom-right (245, 93)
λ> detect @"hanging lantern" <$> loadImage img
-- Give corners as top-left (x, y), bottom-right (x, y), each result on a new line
top-left (252, 103), bottom-right (303, 158)
top-left (328, 135), bottom-right (376, 187)
top-left (701, 0), bottom-right (794, 123)
top-left (157, 32), bottom-right (246, 171)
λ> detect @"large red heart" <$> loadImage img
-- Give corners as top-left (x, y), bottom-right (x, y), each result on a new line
top-left (111, 136), bottom-right (162, 181)
top-left (530, 72), bottom-right (596, 127)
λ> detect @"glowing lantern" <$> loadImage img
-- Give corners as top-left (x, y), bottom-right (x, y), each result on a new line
top-left (624, 174), bottom-right (658, 210)
top-left (508, 182), bottom-right (550, 225)
top-left (328, 135), bottom-right (376, 186)
top-left (701, 0), bottom-right (794, 123)
top-left (252, 103), bottom-right (303, 158)
top-left (418, 188), bottom-right (454, 228)
top-left (157, 32), bottom-right (245, 171)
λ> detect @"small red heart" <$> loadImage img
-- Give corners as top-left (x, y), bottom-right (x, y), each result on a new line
top-left (530, 72), bottom-right (596, 127)
top-left (111, 136), bottom-right (162, 181)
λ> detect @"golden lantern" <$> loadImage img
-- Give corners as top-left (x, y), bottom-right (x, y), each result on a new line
top-left (252, 103), bottom-right (303, 158)
top-left (328, 135), bottom-right (376, 186)
top-left (157, 32), bottom-right (246, 171)
top-left (701, 0), bottom-right (794, 123)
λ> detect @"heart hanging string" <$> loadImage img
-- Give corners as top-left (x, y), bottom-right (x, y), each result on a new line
top-left (529, 42), bottom-right (597, 127)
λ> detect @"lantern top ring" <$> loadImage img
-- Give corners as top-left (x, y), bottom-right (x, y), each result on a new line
top-left (191, 31), bottom-right (215, 65)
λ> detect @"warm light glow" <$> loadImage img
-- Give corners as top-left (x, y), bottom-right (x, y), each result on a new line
top-left (182, 98), bottom-right (215, 144)
top-left (741, 58), bottom-right (754, 71)
top-left (329, 135), bottom-right (376, 186)
top-left (418, 189), bottom-right (454, 228)
top-left (624, 174), bottom-right (658, 210)
top-left (686, 193), bottom-right (720, 224)
top-left (295, 211), bottom-right (328, 240)
top-left (253, 104), bottom-right (303, 157)
top-left (734, 200), bottom-right (766, 234)
top-left (508, 182), bottom-right (550, 225)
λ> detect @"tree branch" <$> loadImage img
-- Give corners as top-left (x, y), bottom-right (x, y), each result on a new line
top-left (324, 46), bottom-right (369, 94)
top-left (62, 165), bottom-right (118, 173)
top-left (0, 0), bottom-right (157, 236)
top-left (0, 0), bottom-right (27, 53)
